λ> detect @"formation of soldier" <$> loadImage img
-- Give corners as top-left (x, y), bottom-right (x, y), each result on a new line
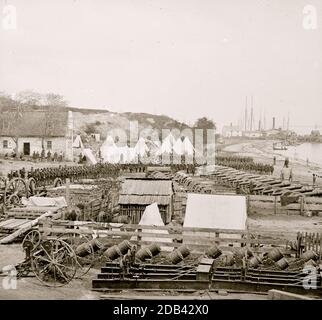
top-left (216, 155), bottom-right (274, 175)
top-left (6, 163), bottom-right (198, 186)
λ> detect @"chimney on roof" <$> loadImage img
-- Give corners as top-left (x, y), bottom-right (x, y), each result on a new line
top-left (272, 117), bottom-right (276, 130)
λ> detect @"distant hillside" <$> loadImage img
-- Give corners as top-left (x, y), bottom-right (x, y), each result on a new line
top-left (69, 107), bottom-right (191, 140)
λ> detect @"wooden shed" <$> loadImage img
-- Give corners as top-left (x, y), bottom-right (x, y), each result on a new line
top-left (118, 178), bottom-right (173, 224)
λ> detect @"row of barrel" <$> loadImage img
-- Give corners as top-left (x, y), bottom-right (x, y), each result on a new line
top-left (206, 244), bottom-right (320, 270)
top-left (75, 237), bottom-right (320, 271)
top-left (211, 165), bottom-right (318, 196)
top-left (103, 240), bottom-right (191, 264)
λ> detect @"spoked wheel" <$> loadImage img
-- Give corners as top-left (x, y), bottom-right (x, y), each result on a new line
top-left (6, 194), bottom-right (21, 207)
top-left (4, 178), bottom-right (27, 207)
top-left (22, 230), bottom-right (41, 252)
top-left (28, 177), bottom-right (37, 196)
top-left (58, 232), bottom-right (95, 278)
top-left (31, 239), bottom-right (77, 287)
top-left (53, 178), bottom-right (62, 187)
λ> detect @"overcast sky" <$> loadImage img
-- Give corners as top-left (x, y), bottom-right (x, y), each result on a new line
top-left (0, 0), bottom-right (321, 132)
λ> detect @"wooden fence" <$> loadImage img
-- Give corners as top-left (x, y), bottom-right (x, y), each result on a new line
top-left (38, 219), bottom-right (303, 255)
top-left (248, 195), bottom-right (322, 216)
top-left (297, 232), bottom-right (322, 258)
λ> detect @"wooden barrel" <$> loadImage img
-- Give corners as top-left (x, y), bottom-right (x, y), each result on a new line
top-left (75, 242), bottom-right (92, 257)
top-left (168, 250), bottom-right (184, 264)
top-left (89, 238), bottom-right (104, 252)
top-left (249, 255), bottom-right (262, 268)
top-left (302, 250), bottom-right (317, 262)
top-left (276, 257), bottom-right (289, 270)
top-left (147, 243), bottom-right (161, 257)
top-left (136, 247), bottom-right (153, 261)
top-left (206, 245), bottom-right (222, 259)
top-left (103, 245), bottom-right (122, 260)
top-left (117, 240), bottom-right (132, 255)
top-left (177, 245), bottom-right (190, 258)
top-left (267, 248), bottom-right (283, 262)
top-left (304, 259), bottom-right (317, 267)
top-left (234, 247), bottom-right (253, 260)
top-left (222, 253), bottom-right (235, 266)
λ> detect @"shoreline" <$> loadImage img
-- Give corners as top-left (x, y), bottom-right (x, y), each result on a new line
top-left (220, 139), bottom-right (322, 186)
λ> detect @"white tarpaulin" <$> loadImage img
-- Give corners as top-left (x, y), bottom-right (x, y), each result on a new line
top-left (183, 194), bottom-right (247, 245)
top-left (21, 196), bottom-right (67, 208)
top-left (130, 203), bottom-right (172, 251)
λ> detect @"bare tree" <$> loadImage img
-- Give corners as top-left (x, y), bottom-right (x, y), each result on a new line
top-left (43, 93), bottom-right (67, 107)
top-left (15, 90), bottom-right (42, 106)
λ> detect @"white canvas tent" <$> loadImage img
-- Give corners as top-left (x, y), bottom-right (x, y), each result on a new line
top-left (182, 137), bottom-right (194, 156)
top-left (100, 136), bottom-right (121, 163)
top-left (157, 133), bottom-right (176, 155)
top-left (101, 135), bottom-right (116, 148)
top-left (73, 135), bottom-right (84, 149)
top-left (118, 145), bottom-right (136, 163)
top-left (134, 137), bottom-right (149, 157)
top-left (173, 138), bottom-right (184, 155)
top-left (82, 148), bottom-right (97, 165)
top-left (130, 203), bottom-right (172, 251)
top-left (183, 193), bottom-right (247, 245)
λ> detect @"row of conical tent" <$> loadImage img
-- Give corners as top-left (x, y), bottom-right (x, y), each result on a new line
top-left (100, 133), bottom-right (196, 164)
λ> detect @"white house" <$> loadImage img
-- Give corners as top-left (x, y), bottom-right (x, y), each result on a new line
top-left (0, 110), bottom-right (73, 160)
top-left (222, 125), bottom-right (242, 137)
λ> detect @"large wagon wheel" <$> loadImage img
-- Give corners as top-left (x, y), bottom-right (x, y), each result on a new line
top-left (27, 177), bottom-right (37, 196)
top-left (58, 232), bottom-right (95, 278)
top-left (4, 178), bottom-right (28, 207)
top-left (53, 178), bottom-right (62, 187)
top-left (22, 230), bottom-right (41, 252)
top-left (31, 239), bottom-right (77, 287)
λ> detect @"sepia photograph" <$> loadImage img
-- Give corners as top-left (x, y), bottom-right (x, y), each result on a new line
top-left (0, 0), bottom-right (321, 305)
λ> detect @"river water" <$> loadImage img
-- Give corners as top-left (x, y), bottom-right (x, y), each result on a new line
top-left (275, 142), bottom-right (322, 166)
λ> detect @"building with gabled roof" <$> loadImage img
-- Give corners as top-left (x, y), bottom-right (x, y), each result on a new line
top-left (0, 110), bottom-right (73, 160)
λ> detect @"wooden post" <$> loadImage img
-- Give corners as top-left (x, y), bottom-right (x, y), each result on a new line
top-left (274, 196), bottom-right (277, 215)
top-left (246, 196), bottom-right (250, 214)
top-left (319, 234), bottom-right (322, 264)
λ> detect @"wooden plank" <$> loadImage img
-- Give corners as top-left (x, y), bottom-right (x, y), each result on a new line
top-left (39, 220), bottom-right (299, 237)
top-left (286, 204), bottom-right (322, 211)
top-left (304, 197), bottom-right (322, 205)
top-left (39, 227), bottom-right (291, 246)
top-left (248, 195), bottom-right (277, 203)
top-left (0, 219), bottom-right (16, 228)
top-left (1, 219), bottom-right (31, 229)
top-left (7, 206), bottom-right (60, 212)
